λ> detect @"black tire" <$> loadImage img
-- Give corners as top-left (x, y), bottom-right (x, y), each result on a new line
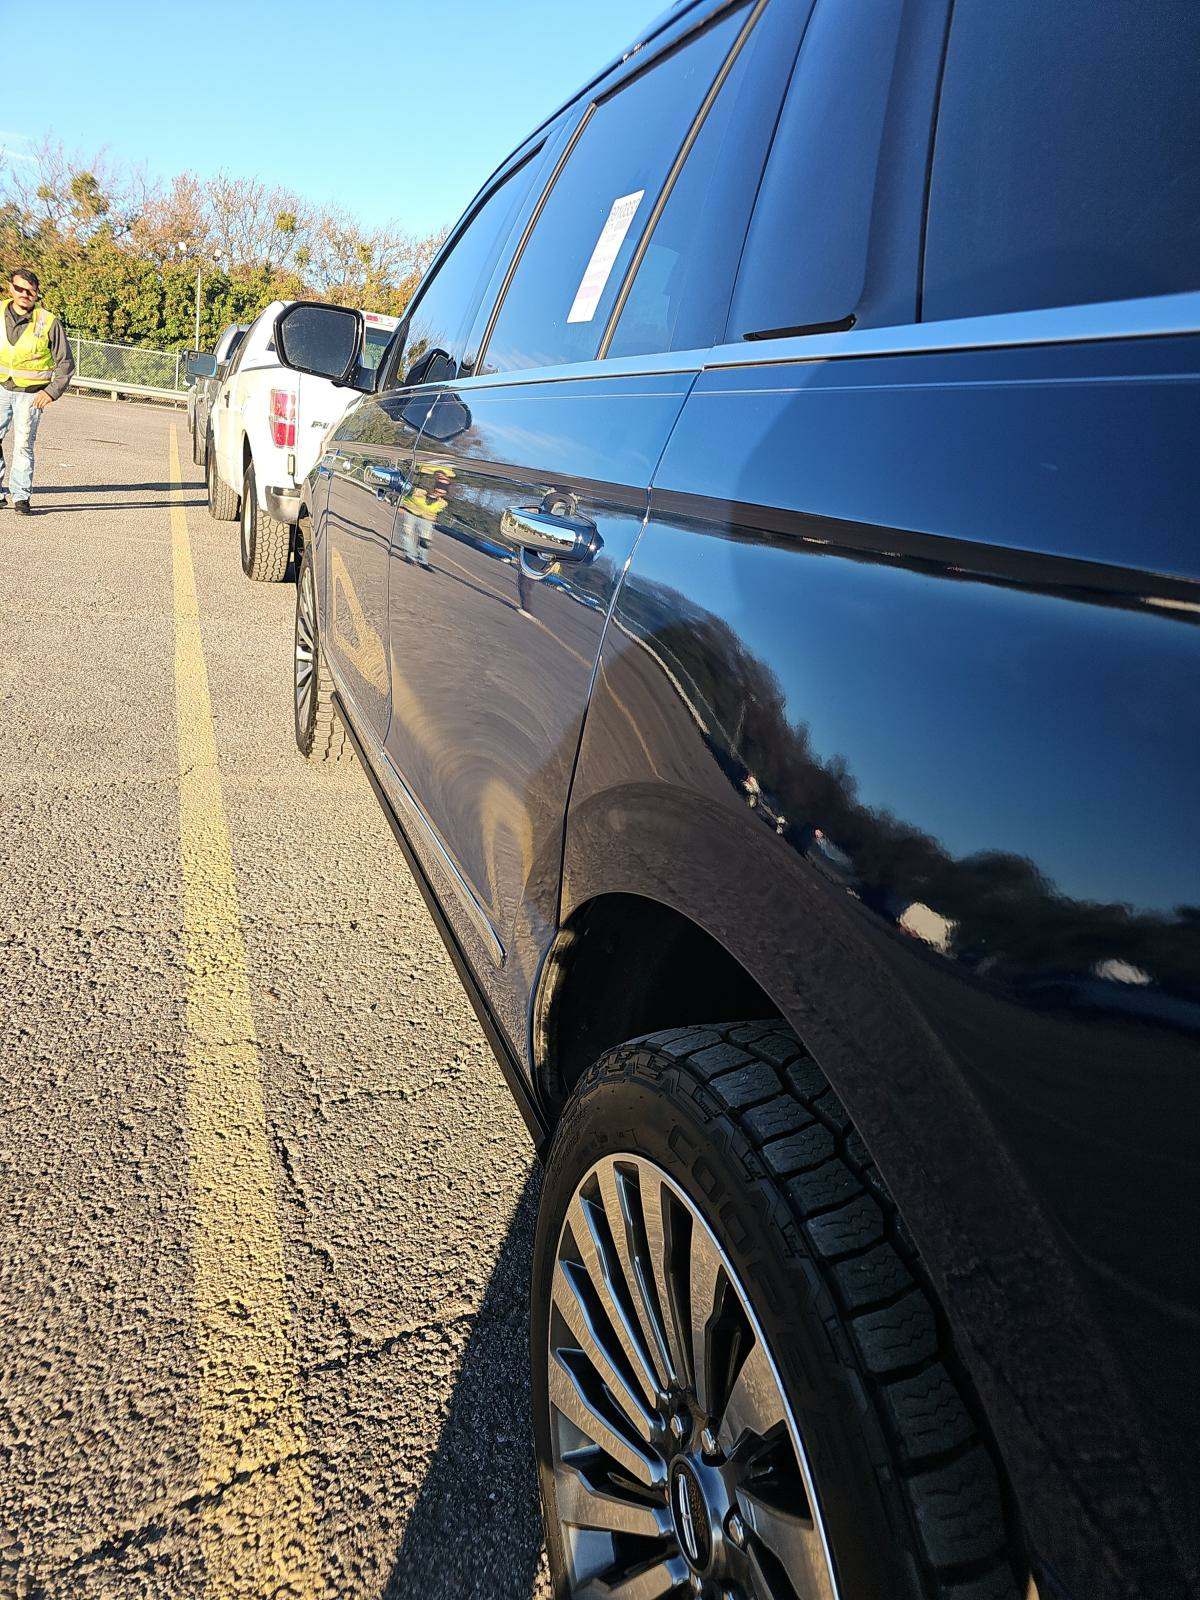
top-left (240, 461), bottom-right (292, 582)
top-left (206, 434), bottom-right (239, 521)
top-left (293, 537), bottom-right (350, 765)
top-left (191, 407), bottom-right (203, 468)
top-left (533, 1022), bottom-right (1025, 1600)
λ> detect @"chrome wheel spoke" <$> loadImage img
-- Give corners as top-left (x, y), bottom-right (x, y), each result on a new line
top-left (553, 1258), bottom-right (657, 1441)
top-left (549, 1349), bottom-right (665, 1488)
top-left (567, 1192), bottom-right (663, 1410)
top-left (295, 567), bottom-right (317, 724)
top-left (688, 1222), bottom-right (726, 1418)
top-left (575, 1555), bottom-right (689, 1600)
top-left (556, 1449), bottom-right (670, 1539)
top-left (718, 1337), bottom-right (786, 1455)
top-left (640, 1169), bottom-right (692, 1390)
top-left (597, 1160), bottom-right (675, 1395)
top-left (740, 1487), bottom-right (834, 1600)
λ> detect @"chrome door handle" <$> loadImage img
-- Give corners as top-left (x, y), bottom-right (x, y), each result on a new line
top-left (367, 464), bottom-right (410, 493)
top-left (501, 506), bottom-right (597, 561)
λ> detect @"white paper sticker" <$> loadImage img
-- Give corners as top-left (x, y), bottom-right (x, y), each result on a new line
top-left (566, 190), bottom-right (645, 324)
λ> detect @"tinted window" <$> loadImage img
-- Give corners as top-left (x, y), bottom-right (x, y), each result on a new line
top-left (726, 0), bottom-right (904, 341)
top-left (481, 5), bottom-right (747, 375)
top-left (226, 313), bottom-right (264, 377)
top-left (924, 0), bottom-right (1200, 321)
top-left (608, 0), bottom-right (809, 359)
top-left (396, 147), bottom-right (544, 387)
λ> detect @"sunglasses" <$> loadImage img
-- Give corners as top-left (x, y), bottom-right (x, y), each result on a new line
top-left (10, 283), bottom-right (37, 298)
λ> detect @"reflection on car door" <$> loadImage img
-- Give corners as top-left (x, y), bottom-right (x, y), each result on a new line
top-left (322, 394), bottom-right (429, 743)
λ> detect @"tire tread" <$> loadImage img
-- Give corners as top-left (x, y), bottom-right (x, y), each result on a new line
top-left (573, 1022), bottom-right (1023, 1599)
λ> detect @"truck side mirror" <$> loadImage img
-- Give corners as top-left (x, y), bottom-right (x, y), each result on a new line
top-left (186, 352), bottom-right (219, 380)
top-left (274, 302), bottom-right (363, 386)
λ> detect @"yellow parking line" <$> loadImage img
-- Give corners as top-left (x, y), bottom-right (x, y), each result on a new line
top-left (169, 428), bottom-right (321, 1597)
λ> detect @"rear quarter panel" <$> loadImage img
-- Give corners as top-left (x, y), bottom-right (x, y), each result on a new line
top-left (564, 332), bottom-right (1200, 1598)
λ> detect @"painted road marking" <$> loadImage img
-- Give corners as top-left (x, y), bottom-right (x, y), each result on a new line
top-left (169, 428), bottom-right (320, 1597)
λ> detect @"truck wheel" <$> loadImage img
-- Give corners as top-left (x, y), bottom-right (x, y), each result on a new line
top-left (206, 435), bottom-right (238, 521)
top-left (240, 461), bottom-right (292, 582)
top-left (533, 1023), bottom-right (1025, 1600)
top-left (293, 537), bottom-right (350, 765)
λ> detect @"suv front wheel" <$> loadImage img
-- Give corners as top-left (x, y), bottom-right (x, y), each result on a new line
top-left (532, 1023), bottom-right (1024, 1600)
top-left (294, 536), bottom-right (350, 766)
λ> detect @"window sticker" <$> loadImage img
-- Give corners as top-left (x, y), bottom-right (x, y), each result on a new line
top-left (566, 190), bottom-right (645, 324)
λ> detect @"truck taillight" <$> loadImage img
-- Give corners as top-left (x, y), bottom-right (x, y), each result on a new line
top-left (270, 388), bottom-right (296, 449)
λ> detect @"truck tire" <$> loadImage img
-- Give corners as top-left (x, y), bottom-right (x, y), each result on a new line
top-left (240, 461), bottom-right (292, 582)
top-left (293, 537), bottom-right (350, 765)
top-left (206, 434), bottom-right (238, 521)
top-left (533, 1022), bottom-right (1025, 1600)
top-left (191, 408), bottom-right (203, 468)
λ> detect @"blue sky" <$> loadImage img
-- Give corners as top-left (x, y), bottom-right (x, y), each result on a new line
top-left (2, 0), bottom-right (661, 238)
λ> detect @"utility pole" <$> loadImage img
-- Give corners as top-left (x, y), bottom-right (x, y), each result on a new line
top-left (194, 265), bottom-right (202, 349)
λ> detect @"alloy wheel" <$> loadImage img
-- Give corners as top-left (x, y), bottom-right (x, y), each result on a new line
top-left (548, 1154), bottom-right (839, 1600)
top-left (294, 558), bottom-right (317, 736)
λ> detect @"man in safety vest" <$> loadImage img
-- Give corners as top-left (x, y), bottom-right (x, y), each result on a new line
top-left (0, 268), bottom-right (75, 515)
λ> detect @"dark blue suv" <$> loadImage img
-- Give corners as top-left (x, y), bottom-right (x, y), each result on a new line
top-left (274, 3), bottom-right (1200, 1596)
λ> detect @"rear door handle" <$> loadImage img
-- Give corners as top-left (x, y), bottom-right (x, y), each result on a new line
top-left (368, 464), bottom-right (410, 497)
top-left (501, 506), bottom-right (598, 561)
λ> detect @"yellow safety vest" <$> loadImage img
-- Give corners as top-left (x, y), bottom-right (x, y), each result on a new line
top-left (0, 300), bottom-right (57, 388)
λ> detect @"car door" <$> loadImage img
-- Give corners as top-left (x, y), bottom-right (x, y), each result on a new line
top-left (382, 0), bottom-right (805, 1058)
top-left (319, 133), bottom-right (564, 747)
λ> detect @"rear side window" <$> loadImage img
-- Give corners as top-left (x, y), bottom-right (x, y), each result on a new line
top-left (923, 0), bottom-right (1200, 321)
top-left (480, 4), bottom-right (748, 376)
top-left (725, 0), bottom-right (906, 341)
top-left (607, 0), bottom-right (811, 359)
top-left (396, 146), bottom-right (545, 387)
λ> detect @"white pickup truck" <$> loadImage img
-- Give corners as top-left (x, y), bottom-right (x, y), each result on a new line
top-left (203, 300), bottom-right (398, 581)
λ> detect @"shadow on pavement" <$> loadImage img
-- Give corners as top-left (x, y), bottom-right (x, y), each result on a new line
top-left (385, 1165), bottom-right (547, 1600)
top-left (34, 482), bottom-right (189, 494)
top-left (18, 498), bottom-right (207, 512)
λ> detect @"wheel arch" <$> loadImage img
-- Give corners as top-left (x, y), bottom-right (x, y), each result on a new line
top-left (533, 890), bottom-right (780, 1123)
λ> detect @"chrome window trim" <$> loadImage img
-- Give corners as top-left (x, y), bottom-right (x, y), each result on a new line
top-left (418, 291), bottom-right (1200, 400)
top-left (703, 290), bottom-right (1200, 371)
top-left (445, 348), bottom-right (709, 394)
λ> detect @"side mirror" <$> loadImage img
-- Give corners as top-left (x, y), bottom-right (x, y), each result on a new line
top-left (186, 352), bottom-right (219, 380)
top-left (275, 302), bottom-right (363, 385)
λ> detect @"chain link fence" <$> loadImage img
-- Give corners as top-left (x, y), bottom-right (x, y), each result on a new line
top-left (68, 336), bottom-right (189, 403)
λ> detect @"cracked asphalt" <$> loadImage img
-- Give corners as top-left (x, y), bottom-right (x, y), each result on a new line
top-left (0, 396), bottom-right (551, 1599)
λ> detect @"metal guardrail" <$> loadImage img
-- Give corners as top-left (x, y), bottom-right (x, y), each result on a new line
top-left (68, 336), bottom-right (189, 405)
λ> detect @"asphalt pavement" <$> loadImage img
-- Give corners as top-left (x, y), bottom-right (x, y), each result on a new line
top-left (0, 396), bottom-right (550, 1599)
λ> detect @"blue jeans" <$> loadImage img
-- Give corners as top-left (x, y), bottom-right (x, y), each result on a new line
top-left (0, 388), bottom-right (43, 503)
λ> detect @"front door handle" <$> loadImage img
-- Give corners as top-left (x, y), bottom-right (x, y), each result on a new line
top-left (501, 506), bottom-right (598, 561)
